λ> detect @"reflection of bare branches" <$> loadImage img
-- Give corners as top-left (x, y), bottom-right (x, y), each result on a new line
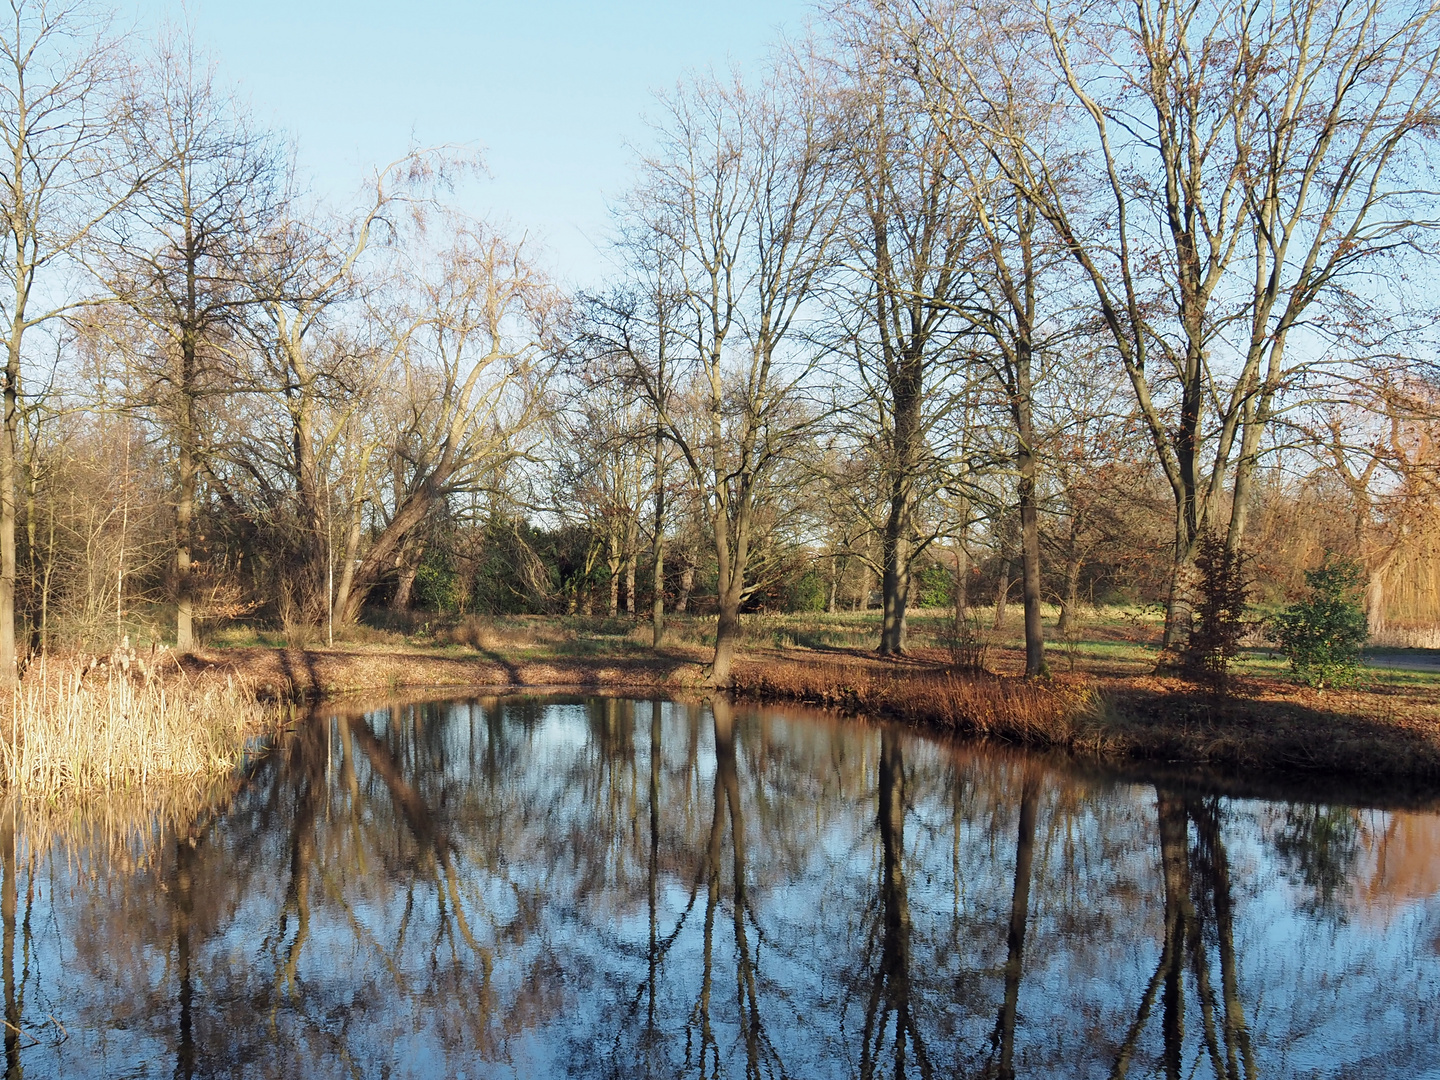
top-left (1189, 798), bottom-right (1257, 1080)
top-left (1110, 791), bottom-right (1257, 1080)
top-left (859, 729), bottom-right (933, 1080)
top-left (346, 714), bottom-right (495, 974)
top-left (989, 773), bottom-right (1038, 1080)
top-left (1107, 948), bottom-right (1169, 1080)
top-left (684, 697), bottom-right (783, 1080)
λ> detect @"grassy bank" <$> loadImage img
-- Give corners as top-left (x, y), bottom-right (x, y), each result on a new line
top-left (16, 606), bottom-right (1440, 790)
top-left (731, 655), bottom-right (1440, 782)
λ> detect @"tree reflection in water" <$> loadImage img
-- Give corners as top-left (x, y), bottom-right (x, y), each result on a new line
top-left (0, 696), bottom-right (1436, 1078)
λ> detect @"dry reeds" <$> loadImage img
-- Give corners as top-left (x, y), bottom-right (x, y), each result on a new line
top-left (2, 658), bottom-right (274, 794)
top-left (733, 661), bottom-right (1100, 749)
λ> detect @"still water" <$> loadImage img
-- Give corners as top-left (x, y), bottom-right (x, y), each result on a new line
top-left (3, 694), bottom-right (1440, 1078)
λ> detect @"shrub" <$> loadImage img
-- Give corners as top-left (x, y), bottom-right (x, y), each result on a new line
top-left (915, 561), bottom-right (953, 608)
top-left (1182, 531), bottom-right (1252, 689)
top-left (1270, 554), bottom-right (1368, 689)
top-left (784, 568), bottom-right (828, 613)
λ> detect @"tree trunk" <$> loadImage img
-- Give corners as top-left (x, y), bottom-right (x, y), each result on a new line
top-left (624, 536), bottom-right (638, 617)
top-left (331, 496), bottom-right (366, 627)
top-left (392, 565), bottom-right (418, 611)
top-left (676, 555), bottom-right (693, 615)
top-left (710, 506), bottom-right (748, 688)
top-left (1056, 544), bottom-right (1083, 638)
top-left (1015, 352), bottom-right (1048, 677)
top-left (651, 439), bottom-right (665, 647)
top-left (1158, 529), bottom-right (1200, 663)
top-left (880, 361), bottom-right (921, 656)
top-left (993, 556), bottom-right (1012, 631)
top-left (713, 582), bottom-right (742, 688)
top-left (290, 378), bottom-right (324, 617)
top-left (607, 535), bottom-right (621, 617)
top-left (0, 332), bottom-right (15, 682)
top-left (175, 380), bottom-right (197, 653)
top-left (1018, 464), bottom-right (1046, 676)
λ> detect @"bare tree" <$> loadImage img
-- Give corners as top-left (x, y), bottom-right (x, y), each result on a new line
top-left (101, 26), bottom-right (281, 652)
top-left (829, 1), bottom-right (981, 656)
top-left (620, 59), bottom-right (843, 684)
top-left (0, 0), bottom-right (142, 678)
top-left (244, 150), bottom-right (459, 625)
top-left (333, 220), bottom-right (554, 624)
top-left (931, 0), bottom-right (1440, 650)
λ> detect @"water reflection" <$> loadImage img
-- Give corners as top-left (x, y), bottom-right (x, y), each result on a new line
top-left (1, 695), bottom-right (1439, 1077)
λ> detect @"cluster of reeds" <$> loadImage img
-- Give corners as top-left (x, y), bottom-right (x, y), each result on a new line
top-left (733, 661), bottom-right (1101, 750)
top-left (2, 658), bottom-right (274, 794)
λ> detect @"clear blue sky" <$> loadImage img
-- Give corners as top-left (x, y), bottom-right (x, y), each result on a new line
top-left (125, 1), bottom-right (814, 288)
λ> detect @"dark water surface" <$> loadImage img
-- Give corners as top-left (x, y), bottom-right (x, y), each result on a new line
top-left (4, 695), bottom-right (1440, 1078)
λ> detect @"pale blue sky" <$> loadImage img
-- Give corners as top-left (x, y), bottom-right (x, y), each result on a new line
top-left (127, 1), bottom-right (814, 287)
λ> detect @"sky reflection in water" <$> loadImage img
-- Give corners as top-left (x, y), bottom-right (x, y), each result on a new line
top-left (3, 695), bottom-right (1440, 1078)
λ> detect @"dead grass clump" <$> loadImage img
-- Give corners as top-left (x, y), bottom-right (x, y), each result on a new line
top-left (2, 660), bottom-right (274, 793)
top-left (441, 614), bottom-right (536, 651)
top-left (733, 660), bottom-right (1096, 748)
top-left (334, 622), bottom-right (408, 647)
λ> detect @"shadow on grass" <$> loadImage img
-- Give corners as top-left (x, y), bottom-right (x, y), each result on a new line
top-left (1102, 680), bottom-right (1440, 792)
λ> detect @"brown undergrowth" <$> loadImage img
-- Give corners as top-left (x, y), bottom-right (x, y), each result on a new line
top-left (733, 655), bottom-right (1440, 782)
top-left (732, 659), bottom-right (1106, 750)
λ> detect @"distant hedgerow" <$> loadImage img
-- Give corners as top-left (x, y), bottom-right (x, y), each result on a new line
top-left (1270, 554), bottom-right (1369, 690)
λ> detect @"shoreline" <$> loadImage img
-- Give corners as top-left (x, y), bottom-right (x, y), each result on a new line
top-left (173, 643), bottom-right (1440, 789)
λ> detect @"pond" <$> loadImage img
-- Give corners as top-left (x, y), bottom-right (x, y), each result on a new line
top-left (3, 694), bottom-right (1439, 1078)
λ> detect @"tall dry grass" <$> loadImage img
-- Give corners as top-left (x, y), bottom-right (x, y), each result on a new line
top-left (2, 659), bottom-right (275, 793)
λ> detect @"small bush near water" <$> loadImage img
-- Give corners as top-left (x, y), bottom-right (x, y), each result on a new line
top-left (1271, 555), bottom-right (1369, 689)
top-left (2, 660), bottom-right (272, 793)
